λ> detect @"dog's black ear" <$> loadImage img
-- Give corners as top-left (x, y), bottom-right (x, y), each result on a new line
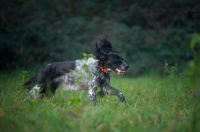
top-left (98, 38), bottom-right (113, 53)
top-left (91, 38), bottom-right (113, 60)
top-left (95, 42), bottom-right (108, 60)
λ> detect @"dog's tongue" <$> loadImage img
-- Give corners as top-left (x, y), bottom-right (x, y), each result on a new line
top-left (116, 68), bottom-right (125, 73)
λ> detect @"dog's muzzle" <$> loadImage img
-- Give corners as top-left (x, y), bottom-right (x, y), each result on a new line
top-left (115, 63), bottom-right (129, 76)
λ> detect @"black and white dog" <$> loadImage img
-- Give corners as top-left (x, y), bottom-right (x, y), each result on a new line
top-left (23, 38), bottom-right (129, 104)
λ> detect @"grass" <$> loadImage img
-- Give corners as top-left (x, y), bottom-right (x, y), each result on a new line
top-left (0, 71), bottom-right (199, 132)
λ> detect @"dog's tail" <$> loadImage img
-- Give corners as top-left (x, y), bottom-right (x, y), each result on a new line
top-left (23, 76), bottom-right (36, 91)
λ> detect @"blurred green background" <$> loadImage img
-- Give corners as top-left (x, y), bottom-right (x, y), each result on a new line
top-left (1, 0), bottom-right (199, 76)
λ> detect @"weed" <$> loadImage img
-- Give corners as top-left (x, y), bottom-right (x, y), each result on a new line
top-left (164, 63), bottom-right (185, 79)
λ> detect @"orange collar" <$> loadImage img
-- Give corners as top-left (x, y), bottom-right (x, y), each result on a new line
top-left (99, 64), bottom-right (108, 73)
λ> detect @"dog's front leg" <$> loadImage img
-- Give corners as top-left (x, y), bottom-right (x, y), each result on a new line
top-left (88, 76), bottom-right (99, 105)
top-left (103, 85), bottom-right (126, 103)
top-left (88, 87), bottom-right (98, 105)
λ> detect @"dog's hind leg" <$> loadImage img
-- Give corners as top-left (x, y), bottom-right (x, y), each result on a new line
top-left (38, 84), bottom-right (46, 98)
top-left (39, 83), bottom-right (57, 98)
top-left (51, 83), bottom-right (59, 96)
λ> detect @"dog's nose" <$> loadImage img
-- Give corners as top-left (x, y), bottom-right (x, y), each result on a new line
top-left (125, 65), bottom-right (129, 70)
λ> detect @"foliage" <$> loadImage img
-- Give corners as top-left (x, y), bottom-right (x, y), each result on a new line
top-left (186, 33), bottom-right (200, 80)
top-left (164, 63), bottom-right (185, 79)
top-left (0, 71), bottom-right (199, 132)
top-left (185, 33), bottom-right (200, 132)
top-left (0, 0), bottom-right (199, 76)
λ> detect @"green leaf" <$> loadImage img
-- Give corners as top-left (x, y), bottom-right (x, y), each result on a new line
top-left (69, 98), bottom-right (81, 105)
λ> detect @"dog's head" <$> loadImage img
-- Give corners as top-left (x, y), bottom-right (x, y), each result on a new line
top-left (91, 38), bottom-right (129, 76)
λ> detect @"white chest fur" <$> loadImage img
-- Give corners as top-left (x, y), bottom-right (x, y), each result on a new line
top-left (58, 58), bottom-right (99, 90)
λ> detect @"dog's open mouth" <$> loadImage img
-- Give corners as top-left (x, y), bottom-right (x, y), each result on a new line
top-left (116, 68), bottom-right (125, 76)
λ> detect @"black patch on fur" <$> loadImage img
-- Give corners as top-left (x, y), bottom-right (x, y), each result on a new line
top-left (50, 61), bottom-right (76, 78)
top-left (23, 61), bottom-right (76, 91)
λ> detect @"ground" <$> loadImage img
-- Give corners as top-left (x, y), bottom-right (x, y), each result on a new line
top-left (0, 71), bottom-right (199, 132)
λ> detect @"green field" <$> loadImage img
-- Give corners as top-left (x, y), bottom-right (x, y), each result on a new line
top-left (0, 71), bottom-right (199, 132)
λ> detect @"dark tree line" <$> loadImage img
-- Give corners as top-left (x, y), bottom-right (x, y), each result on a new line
top-left (0, 0), bottom-right (199, 76)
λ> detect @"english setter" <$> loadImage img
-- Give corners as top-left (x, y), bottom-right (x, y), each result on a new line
top-left (23, 38), bottom-right (129, 104)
